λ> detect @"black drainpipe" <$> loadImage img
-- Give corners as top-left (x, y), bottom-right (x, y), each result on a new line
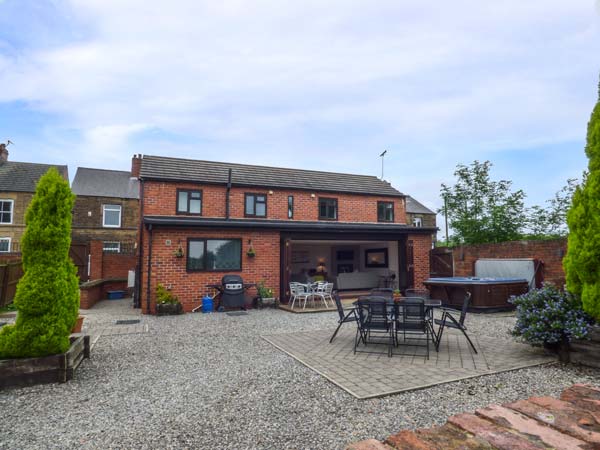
top-left (146, 223), bottom-right (153, 313)
top-left (225, 168), bottom-right (232, 219)
top-left (135, 179), bottom-right (145, 308)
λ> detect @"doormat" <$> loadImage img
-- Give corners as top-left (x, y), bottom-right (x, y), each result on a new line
top-left (226, 311), bottom-right (248, 317)
top-left (115, 319), bottom-right (141, 325)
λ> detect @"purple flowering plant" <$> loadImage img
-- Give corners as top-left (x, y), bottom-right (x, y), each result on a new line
top-left (510, 284), bottom-right (593, 346)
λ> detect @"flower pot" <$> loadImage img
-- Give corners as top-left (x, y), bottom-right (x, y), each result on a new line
top-left (543, 339), bottom-right (570, 363)
top-left (71, 316), bottom-right (84, 333)
top-left (156, 302), bottom-right (184, 316)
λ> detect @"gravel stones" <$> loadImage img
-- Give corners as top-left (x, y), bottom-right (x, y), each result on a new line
top-left (1, 306), bottom-right (599, 450)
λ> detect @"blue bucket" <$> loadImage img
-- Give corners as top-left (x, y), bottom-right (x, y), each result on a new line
top-left (201, 295), bottom-right (214, 313)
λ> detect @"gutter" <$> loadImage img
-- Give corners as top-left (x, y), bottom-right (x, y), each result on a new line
top-left (146, 223), bottom-right (153, 314)
top-left (135, 179), bottom-right (145, 308)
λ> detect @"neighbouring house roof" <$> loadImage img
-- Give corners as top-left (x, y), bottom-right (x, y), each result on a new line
top-left (143, 216), bottom-right (436, 235)
top-left (139, 155), bottom-right (404, 197)
top-left (0, 161), bottom-right (68, 193)
top-left (405, 196), bottom-right (436, 215)
top-left (72, 167), bottom-right (140, 199)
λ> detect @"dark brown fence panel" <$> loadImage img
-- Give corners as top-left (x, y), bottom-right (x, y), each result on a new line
top-left (70, 243), bottom-right (89, 282)
top-left (430, 247), bottom-right (454, 277)
top-left (0, 260), bottom-right (23, 307)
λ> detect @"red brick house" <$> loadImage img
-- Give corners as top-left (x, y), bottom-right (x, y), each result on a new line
top-left (137, 155), bottom-right (436, 313)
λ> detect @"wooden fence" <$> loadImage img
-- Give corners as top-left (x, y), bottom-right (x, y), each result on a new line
top-left (0, 260), bottom-right (23, 308)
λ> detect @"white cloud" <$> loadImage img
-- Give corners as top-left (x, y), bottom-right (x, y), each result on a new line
top-left (0, 0), bottom-right (598, 216)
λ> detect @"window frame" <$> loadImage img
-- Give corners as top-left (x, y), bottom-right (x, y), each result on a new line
top-left (186, 238), bottom-right (243, 272)
top-left (176, 189), bottom-right (203, 215)
top-left (102, 204), bottom-right (122, 228)
top-left (318, 197), bottom-right (338, 221)
top-left (377, 201), bottom-right (395, 222)
top-left (244, 193), bottom-right (267, 218)
top-left (103, 241), bottom-right (121, 253)
top-left (287, 195), bottom-right (294, 219)
top-left (0, 237), bottom-right (11, 253)
top-left (412, 217), bottom-right (423, 227)
top-left (0, 199), bottom-right (14, 225)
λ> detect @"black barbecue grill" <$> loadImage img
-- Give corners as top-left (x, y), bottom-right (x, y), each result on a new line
top-left (220, 275), bottom-right (246, 309)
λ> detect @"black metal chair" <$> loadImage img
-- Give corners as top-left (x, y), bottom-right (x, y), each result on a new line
top-left (434, 292), bottom-right (478, 353)
top-left (369, 288), bottom-right (393, 299)
top-left (354, 297), bottom-right (394, 357)
top-left (394, 298), bottom-right (430, 359)
top-left (404, 288), bottom-right (431, 299)
top-left (329, 293), bottom-right (359, 343)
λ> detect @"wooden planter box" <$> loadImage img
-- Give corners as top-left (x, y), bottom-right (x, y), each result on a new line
top-left (0, 335), bottom-right (91, 389)
top-left (156, 302), bottom-right (183, 316)
top-left (570, 325), bottom-right (600, 368)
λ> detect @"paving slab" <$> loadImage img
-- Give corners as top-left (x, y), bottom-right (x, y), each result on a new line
top-left (262, 327), bottom-right (555, 399)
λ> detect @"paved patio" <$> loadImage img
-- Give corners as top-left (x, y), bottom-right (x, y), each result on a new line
top-left (263, 326), bottom-right (556, 399)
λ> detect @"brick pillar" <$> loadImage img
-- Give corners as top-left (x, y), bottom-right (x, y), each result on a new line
top-left (410, 234), bottom-right (432, 289)
top-left (89, 240), bottom-right (104, 280)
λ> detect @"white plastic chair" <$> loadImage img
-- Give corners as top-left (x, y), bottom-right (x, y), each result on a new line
top-left (313, 282), bottom-right (332, 309)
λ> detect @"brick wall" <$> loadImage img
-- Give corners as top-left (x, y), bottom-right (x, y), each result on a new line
top-left (139, 228), bottom-right (280, 313)
top-left (88, 239), bottom-right (136, 281)
top-left (452, 238), bottom-right (567, 287)
top-left (142, 181), bottom-right (407, 224)
top-left (410, 234), bottom-right (432, 289)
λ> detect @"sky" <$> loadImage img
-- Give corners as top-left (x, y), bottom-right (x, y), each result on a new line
top-left (0, 0), bottom-right (599, 232)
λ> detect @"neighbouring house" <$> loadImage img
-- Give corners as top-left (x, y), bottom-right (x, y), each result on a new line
top-left (71, 161), bottom-right (140, 281)
top-left (405, 195), bottom-right (437, 243)
top-left (137, 155), bottom-right (436, 313)
top-left (0, 144), bottom-right (68, 256)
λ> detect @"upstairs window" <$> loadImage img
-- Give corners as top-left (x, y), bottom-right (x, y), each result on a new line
top-left (412, 217), bottom-right (423, 227)
top-left (288, 195), bottom-right (294, 219)
top-left (245, 193), bottom-right (267, 217)
top-left (0, 200), bottom-right (13, 224)
top-left (377, 201), bottom-right (394, 222)
top-left (102, 204), bottom-right (122, 228)
top-left (318, 197), bottom-right (338, 220)
top-left (177, 190), bottom-right (202, 215)
top-left (0, 237), bottom-right (10, 253)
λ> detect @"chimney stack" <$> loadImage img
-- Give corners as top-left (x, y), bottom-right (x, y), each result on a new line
top-left (0, 144), bottom-right (8, 163)
top-left (131, 154), bottom-right (142, 178)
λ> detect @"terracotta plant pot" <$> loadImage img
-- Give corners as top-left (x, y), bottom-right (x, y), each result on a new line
top-left (72, 316), bottom-right (84, 333)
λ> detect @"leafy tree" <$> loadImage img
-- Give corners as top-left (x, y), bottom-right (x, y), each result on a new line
top-left (440, 160), bottom-right (527, 245)
top-left (0, 168), bottom-right (79, 358)
top-left (527, 178), bottom-right (578, 238)
top-left (564, 78), bottom-right (600, 321)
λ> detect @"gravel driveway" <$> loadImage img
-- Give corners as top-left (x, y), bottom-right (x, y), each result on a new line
top-left (1, 302), bottom-right (599, 450)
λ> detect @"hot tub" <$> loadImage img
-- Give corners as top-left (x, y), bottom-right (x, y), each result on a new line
top-left (423, 277), bottom-right (529, 311)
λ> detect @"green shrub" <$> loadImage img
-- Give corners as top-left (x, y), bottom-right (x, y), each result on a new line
top-left (257, 281), bottom-right (274, 299)
top-left (511, 285), bottom-right (592, 346)
top-left (564, 78), bottom-right (600, 321)
top-left (0, 168), bottom-right (79, 358)
top-left (156, 283), bottom-right (179, 304)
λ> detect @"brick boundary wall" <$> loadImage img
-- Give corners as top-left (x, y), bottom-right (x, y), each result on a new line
top-left (451, 238), bottom-right (567, 288)
top-left (347, 384), bottom-right (600, 449)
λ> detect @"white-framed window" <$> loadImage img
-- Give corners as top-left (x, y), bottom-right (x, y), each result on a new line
top-left (0, 200), bottom-right (13, 224)
top-left (102, 204), bottom-right (122, 228)
top-left (103, 241), bottom-right (121, 253)
top-left (0, 237), bottom-right (11, 253)
top-left (412, 217), bottom-right (423, 227)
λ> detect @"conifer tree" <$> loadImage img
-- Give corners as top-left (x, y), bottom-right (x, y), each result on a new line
top-left (0, 168), bottom-right (79, 357)
top-left (564, 76), bottom-right (600, 321)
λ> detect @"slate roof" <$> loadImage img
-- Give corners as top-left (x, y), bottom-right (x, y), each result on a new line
top-left (139, 155), bottom-right (404, 197)
top-left (405, 196), bottom-right (436, 215)
top-left (0, 161), bottom-right (68, 193)
top-left (72, 168), bottom-right (139, 199)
